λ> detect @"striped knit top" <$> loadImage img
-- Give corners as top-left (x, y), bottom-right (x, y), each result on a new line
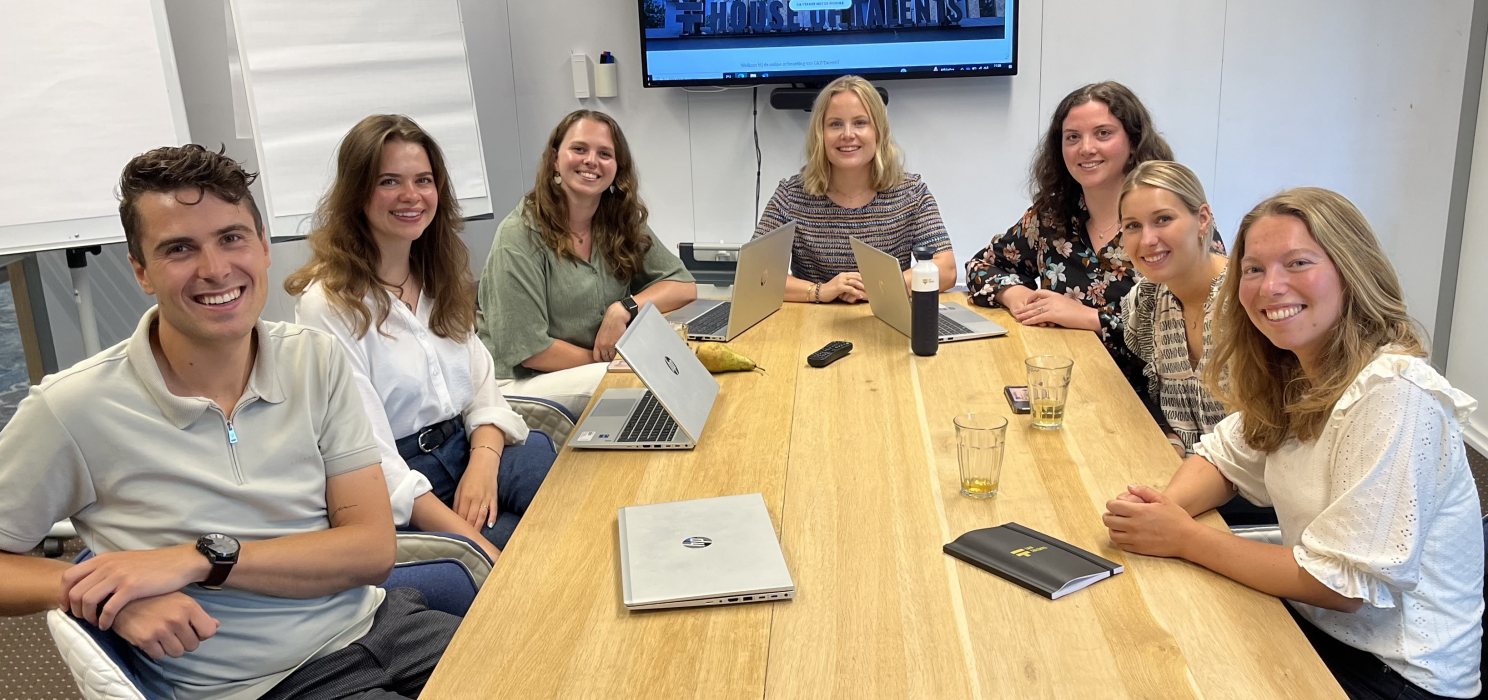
top-left (1121, 273), bottom-right (1230, 454)
top-left (752, 173), bottom-right (952, 284)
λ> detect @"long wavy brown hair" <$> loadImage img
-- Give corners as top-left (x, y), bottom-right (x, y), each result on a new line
top-left (1031, 81), bottom-right (1173, 225)
top-left (1204, 187), bottom-right (1425, 452)
top-left (284, 114), bottom-right (473, 340)
top-left (526, 110), bottom-right (651, 281)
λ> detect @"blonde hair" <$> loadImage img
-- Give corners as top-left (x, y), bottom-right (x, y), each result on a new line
top-left (800, 75), bottom-right (904, 196)
top-left (1119, 160), bottom-right (1213, 240)
top-left (1204, 187), bottom-right (1425, 452)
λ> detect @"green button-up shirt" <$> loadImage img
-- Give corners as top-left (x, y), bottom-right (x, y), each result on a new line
top-left (478, 201), bottom-right (693, 380)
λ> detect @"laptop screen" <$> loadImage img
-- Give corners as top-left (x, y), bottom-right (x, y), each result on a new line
top-left (615, 303), bottom-right (720, 442)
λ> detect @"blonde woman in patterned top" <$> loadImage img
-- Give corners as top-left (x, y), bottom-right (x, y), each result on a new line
top-left (1103, 188), bottom-right (1481, 699)
top-left (754, 75), bottom-right (955, 304)
top-left (1118, 161), bottom-right (1229, 457)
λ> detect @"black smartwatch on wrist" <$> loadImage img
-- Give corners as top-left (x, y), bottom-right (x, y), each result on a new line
top-left (196, 533), bottom-right (240, 589)
top-left (619, 295), bottom-right (639, 321)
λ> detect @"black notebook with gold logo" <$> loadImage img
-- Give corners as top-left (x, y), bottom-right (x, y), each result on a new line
top-left (943, 522), bottom-right (1124, 600)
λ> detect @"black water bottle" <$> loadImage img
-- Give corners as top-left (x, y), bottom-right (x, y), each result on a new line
top-left (910, 245), bottom-right (939, 357)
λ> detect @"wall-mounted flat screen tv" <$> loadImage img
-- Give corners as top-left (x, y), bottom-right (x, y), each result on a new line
top-left (639, 0), bottom-right (1017, 88)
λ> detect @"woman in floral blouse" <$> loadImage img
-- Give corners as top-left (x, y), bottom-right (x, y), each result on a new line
top-left (964, 81), bottom-right (1222, 404)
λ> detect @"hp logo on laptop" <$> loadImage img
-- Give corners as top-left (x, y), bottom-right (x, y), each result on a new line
top-left (681, 536), bottom-right (712, 549)
top-left (665, 357), bottom-right (679, 375)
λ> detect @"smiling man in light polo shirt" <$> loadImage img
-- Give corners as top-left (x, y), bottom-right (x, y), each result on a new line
top-left (0, 145), bottom-right (458, 699)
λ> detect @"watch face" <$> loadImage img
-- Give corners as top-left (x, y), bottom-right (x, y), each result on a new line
top-left (198, 533), bottom-right (239, 560)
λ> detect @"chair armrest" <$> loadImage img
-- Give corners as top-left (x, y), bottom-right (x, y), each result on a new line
top-left (394, 531), bottom-right (492, 587)
top-left (46, 609), bottom-right (154, 700)
top-left (507, 395), bottom-right (578, 447)
top-left (385, 559), bottom-right (480, 617)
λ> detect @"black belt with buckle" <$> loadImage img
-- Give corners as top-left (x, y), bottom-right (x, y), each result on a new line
top-left (395, 415), bottom-right (465, 460)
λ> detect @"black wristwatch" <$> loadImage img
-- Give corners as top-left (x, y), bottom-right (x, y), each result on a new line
top-left (619, 295), bottom-right (639, 321)
top-left (196, 533), bottom-right (240, 589)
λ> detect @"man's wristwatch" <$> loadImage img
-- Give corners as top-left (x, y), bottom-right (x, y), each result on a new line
top-left (619, 295), bottom-right (639, 321)
top-left (196, 533), bottom-right (240, 589)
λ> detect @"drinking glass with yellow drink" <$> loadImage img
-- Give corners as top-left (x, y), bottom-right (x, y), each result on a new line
top-left (1024, 355), bottom-right (1074, 430)
top-left (954, 413), bottom-right (1008, 498)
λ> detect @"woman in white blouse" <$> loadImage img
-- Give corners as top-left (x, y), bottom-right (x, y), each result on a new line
top-left (1102, 187), bottom-right (1481, 698)
top-left (287, 114), bottom-right (554, 561)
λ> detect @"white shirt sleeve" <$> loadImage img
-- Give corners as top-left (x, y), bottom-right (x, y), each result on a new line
top-left (461, 331), bottom-right (530, 445)
top-left (1293, 377), bottom-right (1453, 607)
top-left (294, 287), bottom-right (432, 526)
top-left (1194, 412), bottom-right (1272, 507)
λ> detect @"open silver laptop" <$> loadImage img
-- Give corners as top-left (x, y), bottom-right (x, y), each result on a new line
top-left (571, 303), bottom-right (720, 450)
top-left (619, 493), bottom-right (795, 611)
top-left (849, 237), bottom-right (1007, 343)
top-left (665, 221), bottom-right (795, 341)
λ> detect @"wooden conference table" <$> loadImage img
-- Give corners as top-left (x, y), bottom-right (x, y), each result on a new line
top-left (425, 293), bottom-right (1343, 698)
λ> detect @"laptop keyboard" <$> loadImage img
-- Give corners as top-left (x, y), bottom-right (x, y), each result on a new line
top-left (617, 391), bottom-right (680, 443)
top-left (937, 313), bottom-right (974, 337)
top-left (687, 303), bottom-right (732, 336)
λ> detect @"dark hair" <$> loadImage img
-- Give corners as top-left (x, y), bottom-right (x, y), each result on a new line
top-left (526, 110), bottom-right (651, 281)
top-left (118, 144), bottom-right (263, 263)
top-left (284, 114), bottom-right (473, 341)
top-left (1031, 81), bottom-right (1173, 224)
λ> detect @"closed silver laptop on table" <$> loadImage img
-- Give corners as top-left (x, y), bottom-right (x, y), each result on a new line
top-left (571, 303), bottom-right (720, 450)
top-left (665, 221), bottom-right (796, 341)
top-left (619, 493), bottom-right (795, 611)
top-left (849, 236), bottom-right (1007, 343)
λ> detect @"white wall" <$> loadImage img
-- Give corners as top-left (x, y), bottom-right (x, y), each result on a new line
top-left (1447, 44), bottom-right (1488, 455)
top-left (1211, 1), bottom-right (1472, 336)
top-left (502, 0), bottom-right (1472, 338)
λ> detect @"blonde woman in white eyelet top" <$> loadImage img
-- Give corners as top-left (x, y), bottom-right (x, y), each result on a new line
top-left (1101, 187), bottom-right (1482, 698)
top-left (1197, 351), bottom-right (1480, 696)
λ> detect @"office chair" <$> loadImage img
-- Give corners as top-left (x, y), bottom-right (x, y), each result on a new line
top-left (1230, 524), bottom-right (1282, 545)
top-left (46, 531), bottom-right (492, 700)
top-left (507, 397), bottom-right (577, 447)
top-left (678, 241), bottom-right (742, 287)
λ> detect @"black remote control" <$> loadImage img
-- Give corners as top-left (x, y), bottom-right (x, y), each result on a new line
top-left (807, 340), bottom-right (853, 368)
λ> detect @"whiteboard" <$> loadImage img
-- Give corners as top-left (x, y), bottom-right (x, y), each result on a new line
top-left (0, 0), bottom-right (189, 256)
top-left (230, 0), bottom-right (491, 239)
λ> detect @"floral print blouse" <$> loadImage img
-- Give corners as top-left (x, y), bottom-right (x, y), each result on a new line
top-left (965, 205), bottom-right (1225, 414)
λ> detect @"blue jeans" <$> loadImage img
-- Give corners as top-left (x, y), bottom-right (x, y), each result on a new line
top-left (395, 416), bottom-right (555, 550)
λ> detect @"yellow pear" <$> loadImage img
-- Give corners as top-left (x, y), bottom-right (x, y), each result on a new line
top-left (695, 342), bottom-right (762, 373)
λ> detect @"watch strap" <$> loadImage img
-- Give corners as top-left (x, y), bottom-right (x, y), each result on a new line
top-left (620, 295), bottom-right (639, 321)
top-left (202, 561), bottom-right (232, 588)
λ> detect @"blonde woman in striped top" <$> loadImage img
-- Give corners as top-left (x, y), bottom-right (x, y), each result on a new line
top-left (1118, 161), bottom-right (1274, 527)
top-left (1118, 161), bottom-right (1229, 456)
top-left (753, 75), bottom-right (955, 303)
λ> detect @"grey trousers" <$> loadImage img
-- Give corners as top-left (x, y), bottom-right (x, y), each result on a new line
top-left (261, 588), bottom-right (459, 699)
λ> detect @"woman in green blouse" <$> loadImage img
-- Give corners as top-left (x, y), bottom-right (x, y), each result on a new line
top-left (478, 110), bottom-right (696, 415)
